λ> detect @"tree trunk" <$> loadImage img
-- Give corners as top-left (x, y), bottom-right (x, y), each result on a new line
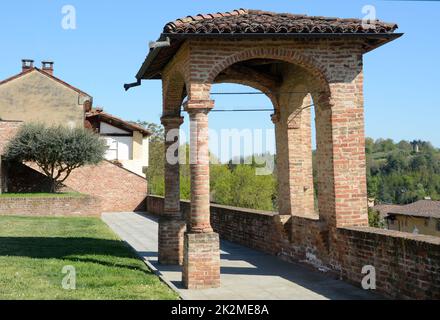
top-left (50, 178), bottom-right (57, 193)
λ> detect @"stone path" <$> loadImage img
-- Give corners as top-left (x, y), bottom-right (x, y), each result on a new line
top-left (102, 212), bottom-right (381, 300)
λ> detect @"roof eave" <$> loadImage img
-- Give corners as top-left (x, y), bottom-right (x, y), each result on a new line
top-left (136, 32), bottom-right (403, 80)
top-left (135, 34), bottom-right (170, 80)
top-left (87, 113), bottom-right (152, 136)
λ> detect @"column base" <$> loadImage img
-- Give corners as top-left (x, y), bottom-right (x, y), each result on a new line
top-left (158, 216), bottom-right (186, 265)
top-left (183, 232), bottom-right (221, 289)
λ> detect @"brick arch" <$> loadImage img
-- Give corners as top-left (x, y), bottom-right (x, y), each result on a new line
top-left (206, 48), bottom-right (330, 96)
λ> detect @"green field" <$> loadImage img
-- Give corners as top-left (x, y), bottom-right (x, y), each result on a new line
top-left (0, 216), bottom-right (179, 300)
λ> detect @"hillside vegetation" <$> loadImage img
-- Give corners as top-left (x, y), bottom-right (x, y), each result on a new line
top-left (141, 121), bottom-right (440, 210)
top-left (366, 138), bottom-right (440, 204)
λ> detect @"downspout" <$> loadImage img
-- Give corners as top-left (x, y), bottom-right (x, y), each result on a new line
top-left (124, 37), bottom-right (171, 91)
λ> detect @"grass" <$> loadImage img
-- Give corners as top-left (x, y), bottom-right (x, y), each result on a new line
top-left (0, 216), bottom-right (179, 300)
top-left (0, 192), bottom-right (85, 198)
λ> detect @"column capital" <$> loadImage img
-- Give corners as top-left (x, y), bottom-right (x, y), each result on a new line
top-left (183, 99), bottom-right (214, 113)
top-left (161, 115), bottom-right (184, 128)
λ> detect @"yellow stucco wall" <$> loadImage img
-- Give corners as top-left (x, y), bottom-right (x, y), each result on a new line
top-left (132, 131), bottom-right (143, 161)
top-left (388, 215), bottom-right (440, 237)
top-left (0, 70), bottom-right (90, 127)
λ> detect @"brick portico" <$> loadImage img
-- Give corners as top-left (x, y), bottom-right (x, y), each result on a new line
top-left (129, 9), bottom-right (401, 289)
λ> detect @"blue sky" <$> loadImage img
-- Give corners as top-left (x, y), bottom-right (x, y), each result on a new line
top-left (0, 1), bottom-right (439, 159)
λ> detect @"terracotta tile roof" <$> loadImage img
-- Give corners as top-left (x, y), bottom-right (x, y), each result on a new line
top-left (384, 200), bottom-right (440, 219)
top-left (164, 9), bottom-right (398, 34)
top-left (132, 9), bottom-right (401, 81)
top-left (373, 204), bottom-right (403, 218)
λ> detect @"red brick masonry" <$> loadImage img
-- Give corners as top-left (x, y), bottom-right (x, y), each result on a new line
top-left (0, 195), bottom-right (101, 216)
top-left (147, 195), bottom-right (440, 299)
top-left (62, 161), bottom-right (147, 212)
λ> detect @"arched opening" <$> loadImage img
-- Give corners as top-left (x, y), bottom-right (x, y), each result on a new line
top-left (206, 58), bottom-right (326, 219)
top-left (207, 82), bottom-right (277, 212)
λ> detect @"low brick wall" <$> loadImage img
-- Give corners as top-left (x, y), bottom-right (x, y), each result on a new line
top-left (336, 227), bottom-right (440, 299)
top-left (146, 195), bottom-right (440, 299)
top-left (0, 195), bottom-right (101, 217)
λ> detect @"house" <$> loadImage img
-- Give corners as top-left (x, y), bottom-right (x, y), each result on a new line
top-left (375, 200), bottom-right (440, 237)
top-left (0, 60), bottom-right (90, 127)
top-left (0, 59), bottom-right (151, 177)
top-left (85, 108), bottom-right (150, 177)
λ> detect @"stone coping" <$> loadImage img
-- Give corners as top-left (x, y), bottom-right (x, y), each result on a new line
top-left (340, 225), bottom-right (440, 246)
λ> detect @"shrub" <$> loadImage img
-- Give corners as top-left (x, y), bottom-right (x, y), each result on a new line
top-left (5, 123), bottom-right (107, 192)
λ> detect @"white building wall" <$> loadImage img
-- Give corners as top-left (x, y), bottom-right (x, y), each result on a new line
top-left (99, 121), bottom-right (149, 178)
top-left (104, 136), bottom-right (133, 161)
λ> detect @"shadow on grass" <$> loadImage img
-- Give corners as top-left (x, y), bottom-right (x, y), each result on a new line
top-left (0, 237), bottom-right (152, 275)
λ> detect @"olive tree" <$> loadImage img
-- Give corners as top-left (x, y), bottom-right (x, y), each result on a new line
top-left (5, 123), bottom-right (107, 192)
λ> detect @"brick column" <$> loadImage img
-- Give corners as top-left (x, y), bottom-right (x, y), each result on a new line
top-left (159, 115), bottom-right (186, 265)
top-left (182, 99), bottom-right (220, 289)
top-left (315, 81), bottom-right (369, 229)
top-left (274, 94), bottom-right (315, 217)
top-left (272, 113), bottom-right (292, 216)
top-left (286, 96), bottom-right (315, 217)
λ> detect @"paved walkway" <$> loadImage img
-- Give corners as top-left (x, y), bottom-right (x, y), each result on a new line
top-left (102, 212), bottom-right (380, 300)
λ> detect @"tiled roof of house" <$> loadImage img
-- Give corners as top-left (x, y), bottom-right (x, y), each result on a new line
top-left (373, 204), bottom-right (403, 219)
top-left (384, 200), bottom-right (440, 219)
top-left (86, 110), bottom-right (152, 136)
top-left (164, 9), bottom-right (398, 34)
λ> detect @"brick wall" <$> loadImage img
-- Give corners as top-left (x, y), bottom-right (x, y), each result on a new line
top-left (0, 120), bottom-right (21, 154)
top-left (146, 195), bottom-right (440, 299)
top-left (0, 195), bottom-right (101, 216)
top-left (336, 227), bottom-right (440, 299)
top-left (27, 160), bottom-right (148, 212)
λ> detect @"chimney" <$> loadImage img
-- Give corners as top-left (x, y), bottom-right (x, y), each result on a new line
top-left (41, 61), bottom-right (54, 75)
top-left (21, 59), bottom-right (34, 72)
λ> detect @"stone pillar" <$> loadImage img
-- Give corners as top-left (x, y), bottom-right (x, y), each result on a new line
top-left (158, 115), bottom-right (186, 265)
top-left (182, 99), bottom-right (220, 289)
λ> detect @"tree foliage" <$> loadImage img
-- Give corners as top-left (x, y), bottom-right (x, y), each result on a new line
top-left (366, 138), bottom-right (440, 204)
top-left (137, 121), bottom-right (165, 196)
top-left (5, 123), bottom-right (106, 192)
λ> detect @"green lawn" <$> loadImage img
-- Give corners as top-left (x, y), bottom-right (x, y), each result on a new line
top-left (0, 193), bottom-right (84, 198)
top-left (0, 216), bottom-right (179, 300)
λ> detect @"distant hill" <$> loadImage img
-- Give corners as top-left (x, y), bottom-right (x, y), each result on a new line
top-left (366, 138), bottom-right (440, 205)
